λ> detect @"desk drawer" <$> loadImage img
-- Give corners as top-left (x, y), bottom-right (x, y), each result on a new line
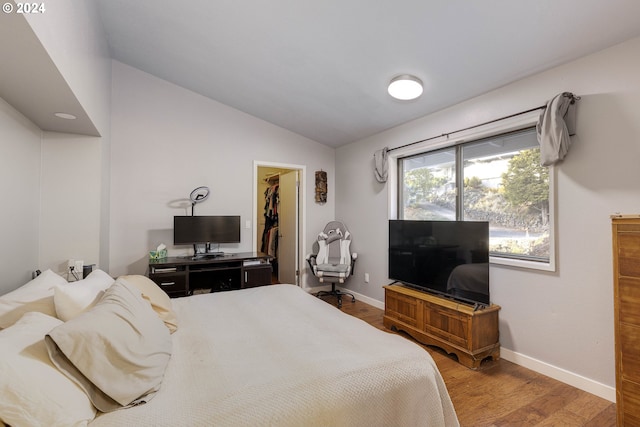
top-left (149, 273), bottom-right (187, 296)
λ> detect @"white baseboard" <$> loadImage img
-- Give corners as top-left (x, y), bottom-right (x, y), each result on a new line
top-left (340, 287), bottom-right (384, 309)
top-left (500, 348), bottom-right (615, 402)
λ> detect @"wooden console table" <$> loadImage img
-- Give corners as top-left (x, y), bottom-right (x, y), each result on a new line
top-left (148, 252), bottom-right (272, 298)
top-left (383, 284), bottom-right (500, 369)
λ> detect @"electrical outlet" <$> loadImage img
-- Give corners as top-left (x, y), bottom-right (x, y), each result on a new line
top-left (68, 259), bottom-right (75, 272)
top-left (364, 273), bottom-right (370, 283)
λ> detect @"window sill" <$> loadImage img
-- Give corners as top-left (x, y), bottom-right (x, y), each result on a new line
top-left (490, 255), bottom-right (556, 272)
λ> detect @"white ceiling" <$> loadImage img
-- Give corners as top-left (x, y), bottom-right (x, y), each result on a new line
top-left (94, 0), bottom-right (640, 147)
top-left (4, 1), bottom-right (640, 147)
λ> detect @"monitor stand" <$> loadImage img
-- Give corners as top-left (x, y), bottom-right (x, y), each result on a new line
top-left (192, 243), bottom-right (224, 260)
top-left (201, 252), bottom-right (225, 259)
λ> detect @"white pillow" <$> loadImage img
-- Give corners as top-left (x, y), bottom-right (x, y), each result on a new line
top-left (118, 275), bottom-right (178, 333)
top-left (46, 281), bottom-right (172, 412)
top-left (0, 312), bottom-right (96, 427)
top-left (0, 269), bottom-right (67, 328)
top-left (54, 269), bottom-right (115, 321)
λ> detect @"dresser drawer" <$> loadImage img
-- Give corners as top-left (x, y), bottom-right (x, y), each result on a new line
top-left (619, 277), bottom-right (640, 326)
top-left (620, 379), bottom-right (640, 426)
top-left (148, 273), bottom-right (188, 296)
top-left (618, 232), bottom-right (640, 277)
top-left (620, 323), bottom-right (640, 383)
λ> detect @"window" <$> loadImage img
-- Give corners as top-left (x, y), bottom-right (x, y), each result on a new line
top-left (399, 127), bottom-right (553, 268)
top-left (401, 147), bottom-right (456, 220)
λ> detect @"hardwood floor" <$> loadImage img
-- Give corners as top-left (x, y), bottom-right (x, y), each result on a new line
top-left (320, 295), bottom-right (616, 427)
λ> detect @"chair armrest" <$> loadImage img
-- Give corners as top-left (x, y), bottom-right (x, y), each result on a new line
top-left (306, 254), bottom-right (317, 276)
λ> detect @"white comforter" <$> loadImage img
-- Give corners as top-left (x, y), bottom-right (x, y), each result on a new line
top-left (90, 284), bottom-right (458, 426)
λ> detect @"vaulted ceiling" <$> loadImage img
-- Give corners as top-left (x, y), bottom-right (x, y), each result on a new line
top-left (4, 1), bottom-right (640, 147)
top-left (94, 0), bottom-right (640, 147)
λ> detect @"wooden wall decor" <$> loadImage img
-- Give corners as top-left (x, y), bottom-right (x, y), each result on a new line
top-left (315, 170), bottom-right (327, 204)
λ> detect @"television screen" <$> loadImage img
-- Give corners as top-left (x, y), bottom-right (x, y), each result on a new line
top-left (389, 220), bottom-right (490, 306)
top-left (174, 216), bottom-right (241, 245)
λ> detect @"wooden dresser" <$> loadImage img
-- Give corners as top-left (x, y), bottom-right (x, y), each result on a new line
top-left (383, 284), bottom-right (500, 369)
top-left (612, 215), bottom-right (640, 426)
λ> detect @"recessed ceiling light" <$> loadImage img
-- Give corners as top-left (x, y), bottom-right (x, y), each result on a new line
top-left (54, 112), bottom-right (77, 120)
top-left (388, 75), bottom-right (423, 101)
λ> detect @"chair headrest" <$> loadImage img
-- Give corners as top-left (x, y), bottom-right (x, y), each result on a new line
top-left (318, 228), bottom-right (344, 244)
top-left (321, 221), bottom-right (350, 237)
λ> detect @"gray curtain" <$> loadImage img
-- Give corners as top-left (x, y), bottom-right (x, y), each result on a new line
top-left (373, 147), bottom-right (389, 183)
top-left (536, 92), bottom-right (579, 166)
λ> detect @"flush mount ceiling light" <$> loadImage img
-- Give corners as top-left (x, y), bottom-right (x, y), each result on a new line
top-left (388, 75), bottom-right (423, 101)
top-left (54, 112), bottom-right (77, 120)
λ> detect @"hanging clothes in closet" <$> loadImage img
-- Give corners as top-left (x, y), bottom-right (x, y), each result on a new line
top-left (261, 181), bottom-right (279, 259)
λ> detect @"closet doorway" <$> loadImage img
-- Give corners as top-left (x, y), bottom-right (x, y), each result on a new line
top-left (254, 162), bottom-right (305, 286)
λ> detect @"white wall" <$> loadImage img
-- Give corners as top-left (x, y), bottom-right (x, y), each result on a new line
top-left (39, 133), bottom-right (103, 275)
top-left (336, 36), bottom-right (640, 397)
top-left (1, 1), bottom-right (111, 288)
top-left (109, 61), bottom-right (336, 284)
top-left (0, 98), bottom-right (41, 292)
top-left (24, 0), bottom-right (113, 273)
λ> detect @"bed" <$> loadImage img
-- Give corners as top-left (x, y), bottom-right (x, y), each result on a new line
top-left (0, 270), bottom-right (459, 427)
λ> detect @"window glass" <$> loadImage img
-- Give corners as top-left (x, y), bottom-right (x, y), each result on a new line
top-left (399, 127), bottom-right (550, 264)
top-left (400, 148), bottom-right (456, 220)
top-left (462, 129), bottom-right (549, 262)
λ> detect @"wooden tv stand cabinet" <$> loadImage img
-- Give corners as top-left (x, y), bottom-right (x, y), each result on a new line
top-left (148, 252), bottom-right (272, 298)
top-left (383, 284), bottom-right (500, 369)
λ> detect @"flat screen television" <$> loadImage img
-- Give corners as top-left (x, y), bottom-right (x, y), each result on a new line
top-left (174, 216), bottom-right (241, 245)
top-left (389, 220), bottom-right (490, 307)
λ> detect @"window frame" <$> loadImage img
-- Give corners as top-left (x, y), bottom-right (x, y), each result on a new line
top-left (389, 111), bottom-right (556, 272)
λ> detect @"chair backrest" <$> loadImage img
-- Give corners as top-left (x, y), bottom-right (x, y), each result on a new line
top-left (316, 221), bottom-right (351, 267)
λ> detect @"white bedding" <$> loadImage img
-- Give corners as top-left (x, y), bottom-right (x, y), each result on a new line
top-left (90, 284), bottom-right (458, 427)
